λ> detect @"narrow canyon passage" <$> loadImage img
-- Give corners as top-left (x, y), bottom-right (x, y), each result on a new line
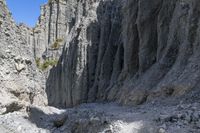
top-left (1, 0), bottom-right (200, 132)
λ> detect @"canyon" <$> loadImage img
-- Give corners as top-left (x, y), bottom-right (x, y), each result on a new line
top-left (1, 0), bottom-right (200, 132)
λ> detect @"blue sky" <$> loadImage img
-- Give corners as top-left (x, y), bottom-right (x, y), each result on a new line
top-left (6, 0), bottom-right (47, 27)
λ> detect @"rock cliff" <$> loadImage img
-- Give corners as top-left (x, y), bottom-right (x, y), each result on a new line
top-left (46, 0), bottom-right (123, 107)
top-left (1, 0), bottom-right (200, 111)
top-left (46, 0), bottom-right (200, 107)
top-left (0, 0), bottom-right (46, 114)
top-left (1, 0), bottom-right (200, 132)
top-left (33, 0), bottom-right (67, 60)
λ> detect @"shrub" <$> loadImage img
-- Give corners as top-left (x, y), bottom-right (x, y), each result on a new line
top-left (51, 38), bottom-right (63, 49)
top-left (51, 41), bottom-right (60, 49)
top-left (35, 58), bottom-right (58, 71)
top-left (35, 58), bottom-right (40, 67)
top-left (56, 38), bottom-right (63, 42)
top-left (40, 59), bottom-right (58, 71)
top-left (48, 59), bottom-right (58, 66)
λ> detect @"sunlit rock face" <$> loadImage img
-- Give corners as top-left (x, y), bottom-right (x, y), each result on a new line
top-left (0, 0), bottom-right (47, 113)
top-left (46, 0), bottom-right (200, 107)
top-left (33, 0), bottom-right (68, 60)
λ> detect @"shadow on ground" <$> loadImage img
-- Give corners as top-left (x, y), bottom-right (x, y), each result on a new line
top-left (24, 103), bottom-right (159, 133)
top-left (24, 107), bottom-right (68, 132)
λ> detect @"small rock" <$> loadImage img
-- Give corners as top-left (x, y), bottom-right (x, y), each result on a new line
top-left (5, 49), bottom-right (11, 53)
top-left (53, 119), bottom-right (65, 128)
top-left (160, 124), bottom-right (167, 129)
top-left (17, 125), bottom-right (22, 131)
top-left (104, 129), bottom-right (112, 133)
top-left (10, 53), bottom-right (16, 58)
top-left (53, 115), bottom-right (68, 128)
top-left (14, 55), bottom-right (22, 62)
top-left (191, 112), bottom-right (199, 122)
top-left (159, 115), bottom-right (171, 122)
top-left (177, 105), bottom-right (185, 110)
top-left (185, 115), bottom-right (191, 123)
top-left (170, 115), bottom-right (178, 122)
top-left (177, 113), bottom-right (183, 119)
top-left (5, 70), bottom-right (10, 74)
top-left (90, 116), bottom-right (101, 122)
top-left (158, 128), bottom-right (166, 133)
top-left (15, 63), bottom-right (25, 72)
top-left (0, 107), bottom-right (6, 115)
top-left (24, 58), bottom-right (32, 64)
top-left (191, 106), bottom-right (197, 111)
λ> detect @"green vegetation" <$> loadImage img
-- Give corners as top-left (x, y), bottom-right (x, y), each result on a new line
top-left (0, 21), bottom-right (2, 26)
top-left (51, 38), bottom-right (63, 49)
top-left (40, 59), bottom-right (58, 70)
top-left (35, 58), bottom-right (40, 67)
top-left (35, 58), bottom-right (58, 71)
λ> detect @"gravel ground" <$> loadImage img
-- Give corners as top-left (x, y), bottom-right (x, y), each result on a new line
top-left (0, 102), bottom-right (200, 133)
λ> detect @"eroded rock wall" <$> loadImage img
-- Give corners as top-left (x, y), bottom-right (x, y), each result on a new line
top-left (1, 0), bottom-right (200, 109)
top-left (46, 0), bottom-right (200, 107)
top-left (120, 0), bottom-right (200, 105)
top-left (0, 0), bottom-right (47, 113)
top-left (33, 0), bottom-right (74, 60)
top-left (46, 0), bottom-right (123, 107)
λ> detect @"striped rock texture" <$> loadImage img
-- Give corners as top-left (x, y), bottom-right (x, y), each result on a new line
top-left (46, 0), bottom-right (200, 107)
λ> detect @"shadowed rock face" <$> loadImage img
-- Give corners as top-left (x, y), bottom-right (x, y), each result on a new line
top-left (46, 0), bottom-right (200, 107)
top-left (46, 0), bottom-right (123, 107)
top-left (120, 0), bottom-right (200, 105)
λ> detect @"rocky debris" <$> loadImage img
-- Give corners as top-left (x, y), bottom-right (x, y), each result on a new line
top-left (0, 103), bottom-right (200, 133)
top-left (13, 56), bottom-right (32, 72)
top-left (0, 103), bottom-right (152, 133)
top-left (158, 128), bottom-right (166, 133)
top-left (15, 63), bottom-right (26, 72)
top-left (0, 0), bottom-right (47, 111)
top-left (53, 114), bottom-right (67, 128)
top-left (154, 103), bottom-right (200, 133)
top-left (53, 119), bottom-right (65, 128)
